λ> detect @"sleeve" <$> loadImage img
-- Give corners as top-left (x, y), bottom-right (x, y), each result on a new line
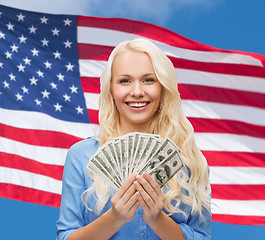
top-left (56, 142), bottom-right (89, 240)
top-left (179, 207), bottom-right (212, 240)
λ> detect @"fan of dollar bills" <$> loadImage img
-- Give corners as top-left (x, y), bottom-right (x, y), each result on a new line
top-left (87, 132), bottom-right (184, 190)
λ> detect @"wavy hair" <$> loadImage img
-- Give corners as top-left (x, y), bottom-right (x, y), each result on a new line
top-left (83, 38), bottom-right (211, 219)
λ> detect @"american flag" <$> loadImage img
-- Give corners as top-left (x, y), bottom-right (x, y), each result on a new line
top-left (0, 4), bottom-right (265, 225)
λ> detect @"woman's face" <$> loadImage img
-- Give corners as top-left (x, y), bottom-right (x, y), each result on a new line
top-left (111, 51), bottom-right (162, 133)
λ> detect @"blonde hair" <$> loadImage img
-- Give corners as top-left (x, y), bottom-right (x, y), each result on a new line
top-left (83, 38), bottom-right (211, 219)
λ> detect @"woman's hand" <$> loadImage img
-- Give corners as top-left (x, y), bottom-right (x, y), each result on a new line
top-left (134, 172), bottom-right (165, 225)
top-left (110, 173), bottom-right (140, 224)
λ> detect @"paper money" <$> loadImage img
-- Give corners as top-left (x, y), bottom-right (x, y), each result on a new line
top-left (87, 132), bottom-right (184, 189)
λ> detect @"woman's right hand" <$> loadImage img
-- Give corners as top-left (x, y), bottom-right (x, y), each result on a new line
top-left (110, 173), bottom-right (139, 224)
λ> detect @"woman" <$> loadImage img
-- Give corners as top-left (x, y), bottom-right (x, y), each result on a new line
top-left (56, 38), bottom-right (211, 240)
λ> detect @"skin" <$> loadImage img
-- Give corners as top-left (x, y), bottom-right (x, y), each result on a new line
top-left (68, 51), bottom-right (185, 240)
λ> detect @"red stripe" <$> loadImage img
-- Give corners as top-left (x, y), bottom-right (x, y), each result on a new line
top-left (81, 77), bottom-right (100, 94)
top-left (87, 109), bottom-right (99, 124)
top-left (169, 56), bottom-right (265, 78)
top-left (78, 43), bottom-right (265, 78)
top-left (0, 183), bottom-right (61, 207)
top-left (189, 118), bottom-right (265, 139)
top-left (0, 152), bottom-right (63, 180)
top-left (0, 123), bottom-right (82, 148)
top-left (180, 84), bottom-right (265, 109)
top-left (78, 43), bottom-right (113, 61)
top-left (203, 151), bottom-right (265, 167)
top-left (212, 185), bottom-right (265, 200)
top-left (77, 16), bottom-right (220, 52)
top-left (212, 214), bottom-right (265, 225)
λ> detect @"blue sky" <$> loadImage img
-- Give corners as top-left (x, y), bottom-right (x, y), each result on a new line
top-left (0, 0), bottom-right (265, 239)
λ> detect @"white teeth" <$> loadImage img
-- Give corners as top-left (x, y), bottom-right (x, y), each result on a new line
top-left (128, 102), bottom-right (148, 108)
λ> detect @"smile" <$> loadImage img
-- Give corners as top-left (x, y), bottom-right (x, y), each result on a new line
top-left (126, 102), bottom-right (150, 108)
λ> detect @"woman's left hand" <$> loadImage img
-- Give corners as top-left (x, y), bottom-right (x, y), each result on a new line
top-left (134, 172), bottom-right (165, 225)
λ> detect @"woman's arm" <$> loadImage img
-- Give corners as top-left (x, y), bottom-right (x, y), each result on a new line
top-left (134, 173), bottom-right (186, 240)
top-left (68, 174), bottom-right (139, 240)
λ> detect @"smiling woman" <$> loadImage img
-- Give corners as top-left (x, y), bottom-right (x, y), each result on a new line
top-left (56, 38), bottom-right (211, 240)
top-left (111, 51), bottom-right (162, 133)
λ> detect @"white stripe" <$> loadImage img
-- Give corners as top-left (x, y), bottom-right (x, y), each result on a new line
top-left (183, 100), bottom-right (265, 127)
top-left (212, 199), bottom-right (265, 217)
top-left (77, 27), bottom-right (262, 67)
top-left (0, 137), bottom-right (67, 165)
top-left (195, 133), bottom-right (265, 153)
top-left (82, 93), bottom-right (265, 127)
top-left (176, 69), bottom-right (265, 94)
top-left (209, 167), bottom-right (265, 184)
top-left (0, 107), bottom-right (100, 139)
top-left (84, 92), bottom-right (100, 110)
top-left (79, 59), bottom-right (265, 94)
top-left (0, 167), bottom-right (62, 195)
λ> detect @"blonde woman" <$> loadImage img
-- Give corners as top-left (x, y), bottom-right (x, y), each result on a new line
top-left (56, 38), bottom-right (211, 240)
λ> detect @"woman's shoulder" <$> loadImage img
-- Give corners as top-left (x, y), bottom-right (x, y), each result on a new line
top-left (69, 137), bottom-right (99, 152)
top-left (66, 137), bottom-right (99, 165)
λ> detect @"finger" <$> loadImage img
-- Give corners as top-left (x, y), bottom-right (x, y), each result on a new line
top-left (135, 191), bottom-right (149, 210)
top-left (142, 172), bottom-right (163, 197)
top-left (115, 173), bottom-right (137, 199)
top-left (136, 174), bottom-right (158, 202)
top-left (128, 198), bottom-right (140, 215)
top-left (134, 180), bottom-right (154, 209)
top-left (122, 184), bottom-right (138, 207)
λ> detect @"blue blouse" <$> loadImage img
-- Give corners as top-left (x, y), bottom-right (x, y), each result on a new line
top-left (56, 138), bottom-right (211, 240)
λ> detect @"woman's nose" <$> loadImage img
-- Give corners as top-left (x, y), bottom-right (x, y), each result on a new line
top-left (130, 82), bottom-right (144, 97)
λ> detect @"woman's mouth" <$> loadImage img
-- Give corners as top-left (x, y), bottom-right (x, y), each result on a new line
top-left (126, 102), bottom-right (150, 108)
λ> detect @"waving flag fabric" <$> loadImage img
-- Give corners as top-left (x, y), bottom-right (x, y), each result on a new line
top-left (0, 4), bottom-right (265, 225)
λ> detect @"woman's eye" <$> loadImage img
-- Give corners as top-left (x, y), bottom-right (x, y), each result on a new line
top-left (119, 79), bottom-right (130, 84)
top-left (144, 78), bottom-right (155, 83)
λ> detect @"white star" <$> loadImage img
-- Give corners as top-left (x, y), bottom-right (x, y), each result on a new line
top-left (52, 28), bottom-right (60, 36)
top-left (10, 44), bottom-right (19, 52)
top-left (31, 48), bottom-right (39, 56)
top-left (41, 89), bottom-right (51, 99)
top-left (29, 25), bottom-right (37, 34)
top-left (41, 38), bottom-right (49, 46)
top-left (36, 70), bottom-right (44, 78)
top-left (65, 62), bottom-right (74, 71)
top-left (50, 82), bottom-right (57, 89)
top-left (70, 85), bottom-right (78, 93)
top-left (17, 13), bottom-right (25, 21)
top-left (40, 16), bottom-right (48, 24)
top-left (21, 86), bottom-right (29, 94)
top-left (64, 18), bottom-right (72, 26)
top-left (17, 64), bottom-right (26, 72)
top-left (19, 35), bottom-right (27, 43)
top-left (0, 31), bottom-right (5, 39)
top-left (34, 98), bottom-right (42, 106)
top-left (15, 93), bottom-right (23, 101)
top-left (53, 51), bottom-right (61, 59)
top-left (5, 51), bottom-right (12, 59)
top-left (29, 76), bottom-right (38, 85)
top-left (76, 106), bottom-right (84, 114)
top-left (64, 40), bottom-right (72, 48)
top-left (6, 22), bottom-right (14, 31)
top-left (54, 103), bottom-right (62, 112)
top-left (0, 62), bottom-right (3, 68)
top-left (9, 73), bottom-right (16, 81)
top-left (57, 73), bottom-right (65, 81)
top-left (44, 61), bottom-right (52, 69)
top-left (3, 80), bottom-right (10, 88)
top-left (23, 57), bottom-right (31, 65)
top-left (63, 93), bottom-right (71, 101)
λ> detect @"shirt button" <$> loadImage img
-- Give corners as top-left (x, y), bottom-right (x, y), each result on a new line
top-left (141, 232), bottom-right (145, 236)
